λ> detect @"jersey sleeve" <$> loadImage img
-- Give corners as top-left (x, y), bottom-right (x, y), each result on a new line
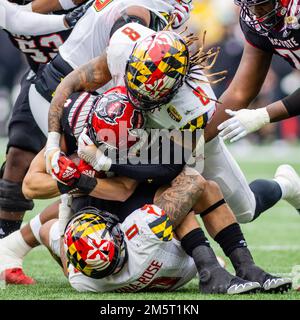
top-left (1, 0), bottom-right (68, 35)
top-left (124, 205), bottom-right (174, 243)
top-left (239, 18), bottom-right (273, 52)
top-left (106, 22), bottom-right (155, 84)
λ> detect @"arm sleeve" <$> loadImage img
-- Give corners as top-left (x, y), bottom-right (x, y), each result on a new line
top-left (281, 88), bottom-right (300, 117)
top-left (0, 0), bottom-right (68, 35)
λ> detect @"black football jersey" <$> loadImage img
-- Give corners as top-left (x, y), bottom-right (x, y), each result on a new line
top-left (61, 91), bottom-right (97, 155)
top-left (240, 18), bottom-right (300, 69)
top-left (7, 29), bottom-right (71, 73)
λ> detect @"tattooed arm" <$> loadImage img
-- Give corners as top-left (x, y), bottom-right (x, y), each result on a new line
top-left (45, 54), bottom-right (111, 172)
top-left (154, 167), bottom-right (206, 228)
top-left (48, 53), bottom-right (111, 133)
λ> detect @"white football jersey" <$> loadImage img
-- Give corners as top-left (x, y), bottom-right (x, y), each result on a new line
top-left (68, 205), bottom-right (197, 293)
top-left (107, 23), bottom-right (217, 130)
top-left (59, 0), bottom-right (175, 70)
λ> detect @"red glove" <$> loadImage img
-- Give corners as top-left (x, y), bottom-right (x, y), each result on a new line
top-left (51, 153), bottom-right (81, 186)
top-left (77, 159), bottom-right (96, 177)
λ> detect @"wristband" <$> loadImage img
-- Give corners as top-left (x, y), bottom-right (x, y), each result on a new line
top-left (58, 0), bottom-right (77, 10)
top-left (75, 175), bottom-right (97, 194)
top-left (47, 132), bottom-right (61, 149)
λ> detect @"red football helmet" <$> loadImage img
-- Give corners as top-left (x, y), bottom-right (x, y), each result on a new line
top-left (87, 86), bottom-right (145, 151)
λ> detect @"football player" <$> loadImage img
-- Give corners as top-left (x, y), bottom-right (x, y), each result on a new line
top-left (39, 22), bottom-right (296, 292)
top-left (39, 204), bottom-right (260, 294)
top-left (0, 0), bottom-right (90, 245)
top-left (213, 0), bottom-right (300, 143)
top-left (0, 0), bottom-right (78, 35)
top-left (206, 0), bottom-right (300, 218)
top-left (1, 86), bottom-right (291, 292)
top-left (0, 0), bottom-right (192, 240)
top-left (44, 19), bottom-right (298, 226)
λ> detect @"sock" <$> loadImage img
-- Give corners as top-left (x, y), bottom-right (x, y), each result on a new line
top-left (181, 228), bottom-right (210, 256)
top-left (29, 214), bottom-right (42, 244)
top-left (214, 223), bottom-right (247, 257)
top-left (1, 230), bottom-right (32, 259)
top-left (0, 219), bottom-right (22, 239)
top-left (273, 176), bottom-right (290, 199)
top-left (249, 179), bottom-right (282, 221)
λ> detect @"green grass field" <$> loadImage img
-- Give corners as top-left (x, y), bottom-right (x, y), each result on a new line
top-left (0, 138), bottom-right (299, 300)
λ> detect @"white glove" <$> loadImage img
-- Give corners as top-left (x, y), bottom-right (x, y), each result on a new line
top-left (44, 132), bottom-right (61, 174)
top-left (77, 128), bottom-right (112, 172)
top-left (218, 108), bottom-right (270, 143)
top-left (172, 1), bottom-right (193, 29)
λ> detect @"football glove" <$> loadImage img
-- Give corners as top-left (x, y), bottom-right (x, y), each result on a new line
top-left (218, 108), bottom-right (270, 143)
top-left (172, 1), bottom-right (193, 29)
top-left (77, 128), bottom-right (112, 172)
top-left (64, 0), bottom-right (93, 29)
top-left (51, 152), bottom-right (81, 186)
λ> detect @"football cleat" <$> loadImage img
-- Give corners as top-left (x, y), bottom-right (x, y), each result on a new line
top-left (236, 264), bottom-right (292, 294)
top-left (227, 277), bottom-right (261, 295)
top-left (262, 276), bottom-right (292, 294)
top-left (274, 164), bottom-right (300, 212)
top-left (0, 268), bottom-right (36, 285)
top-left (199, 266), bottom-right (261, 294)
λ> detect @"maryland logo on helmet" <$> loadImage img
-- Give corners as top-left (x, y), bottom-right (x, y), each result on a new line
top-left (64, 207), bottom-right (127, 279)
top-left (125, 30), bottom-right (189, 110)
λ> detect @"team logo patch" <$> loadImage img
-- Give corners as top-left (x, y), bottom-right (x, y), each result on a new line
top-left (94, 93), bottom-right (127, 125)
top-left (180, 113), bottom-right (209, 132)
top-left (148, 215), bottom-right (173, 242)
top-left (167, 105), bottom-right (182, 122)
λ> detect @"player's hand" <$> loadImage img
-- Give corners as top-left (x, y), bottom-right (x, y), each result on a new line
top-left (77, 128), bottom-right (112, 172)
top-left (172, 0), bottom-right (193, 29)
top-left (64, 0), bottom-right (94, 29)
top-left (51, 152), bottom-right (81, 186)
top-left (44, 132), bottom-right (61, 174)
top-left (77, 159), bottom-right (97, 177)
top-left (218, 108), bottom-right (270, 143)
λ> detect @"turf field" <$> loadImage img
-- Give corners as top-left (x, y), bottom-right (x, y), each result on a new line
top-left (0, 138), bottom-right (299, 300)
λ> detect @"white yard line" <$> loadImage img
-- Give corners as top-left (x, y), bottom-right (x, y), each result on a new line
top-left (249, 245), bottom-right (300, 251)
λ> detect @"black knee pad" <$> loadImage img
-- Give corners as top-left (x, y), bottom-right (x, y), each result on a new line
top-left (0, 179), bottom-right (34, 212)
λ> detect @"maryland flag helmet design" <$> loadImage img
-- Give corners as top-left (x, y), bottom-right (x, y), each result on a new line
top-left (64, 207), bottom-right (127, 279)
top-left (125, 30), bottom-right (190, 110)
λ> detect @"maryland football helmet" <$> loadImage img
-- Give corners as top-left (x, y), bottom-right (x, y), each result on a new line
top-left (125, 30), bottom-right (190, 110)
top-left (64, 207), bottom-right (127, 279)
top-left (235, 0), bottom-right (290, 34)
top-left (86, 86), bottom-right (145, 151)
